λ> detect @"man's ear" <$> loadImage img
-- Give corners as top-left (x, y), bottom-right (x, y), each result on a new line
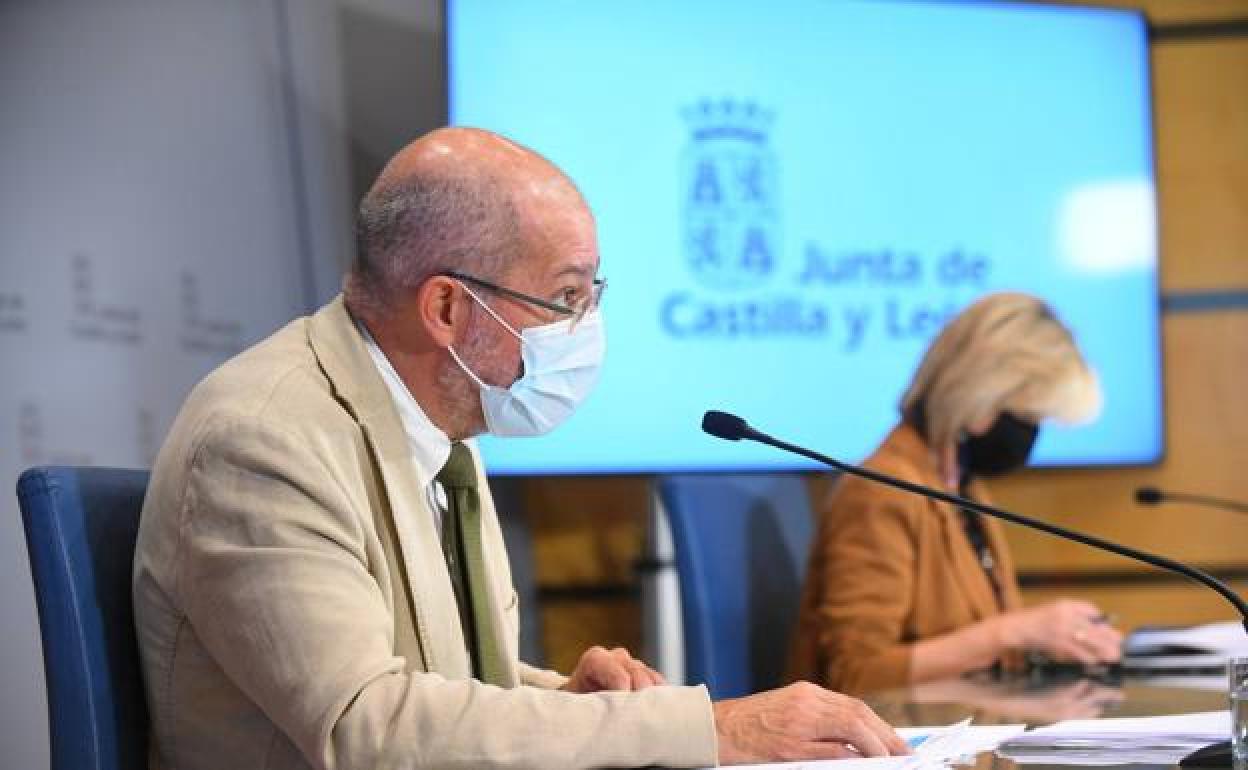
top-left (417, 274), bottom-right (465, 348)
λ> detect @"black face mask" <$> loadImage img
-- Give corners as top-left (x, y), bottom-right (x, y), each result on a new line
top-left (960, 412), bottom-right (1039, 479)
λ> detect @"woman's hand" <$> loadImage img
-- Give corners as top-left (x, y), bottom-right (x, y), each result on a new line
top-left (994, 599), bottom-right (1123, 664)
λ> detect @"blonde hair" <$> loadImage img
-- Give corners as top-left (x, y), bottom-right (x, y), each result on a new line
top-left (901, 292), bottom-right (1101, 452)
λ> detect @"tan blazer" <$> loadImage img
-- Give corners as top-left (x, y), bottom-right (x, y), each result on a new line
top-left (133, 296), bottom-right (716, 770)
top-left (787, 423), bottom-right (1022, 696)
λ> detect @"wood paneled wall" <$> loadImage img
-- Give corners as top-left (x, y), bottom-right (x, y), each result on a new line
top-left (992, 3), bottom-right (1248, 629)
top-left (518, 0), bottom-right (1248, 674)
top-left (521, 478), bottom-right (649, 670)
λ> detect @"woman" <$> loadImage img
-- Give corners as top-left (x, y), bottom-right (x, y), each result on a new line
top-left (788, 292), bottom-right (1122, 695)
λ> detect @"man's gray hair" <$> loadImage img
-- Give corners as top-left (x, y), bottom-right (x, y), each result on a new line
top-left (345, 170), bottom-right (521, 317)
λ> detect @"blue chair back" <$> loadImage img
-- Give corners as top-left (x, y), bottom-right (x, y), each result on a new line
top-left (657, 474), bottom-right (814, 700)
top-left (17, 466), bottom-right (151, 770)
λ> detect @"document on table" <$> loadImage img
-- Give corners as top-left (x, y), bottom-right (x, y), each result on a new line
top-left (1125, 621), bottom-right (1248, 661)
top-left (1123, 620), bottom-right (1247, 672)
top-left (695, 718), bottom-right (1027, 770)
top-left (999, 710), bottom-right (1230, 765)
top-left (1125, 621), bottom-right (1247, 656)
top-left (1121, 653), bottom-right (1229, 673)
top-left (898, 720), bottom-right (1028, 763)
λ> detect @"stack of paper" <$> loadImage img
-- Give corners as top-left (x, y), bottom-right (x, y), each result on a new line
top-left (1124, 620), bottom-right (1248, 672)
top-left (999, 710), bottom-right (1230, 765)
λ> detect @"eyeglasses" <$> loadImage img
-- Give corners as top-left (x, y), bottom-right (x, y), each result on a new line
top-left (443, 270), bottom-right (606, 327)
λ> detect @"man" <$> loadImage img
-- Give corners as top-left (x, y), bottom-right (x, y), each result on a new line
top-left (133, 127), bottom-right (907, 769)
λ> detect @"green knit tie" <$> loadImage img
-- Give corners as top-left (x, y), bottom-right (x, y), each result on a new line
top-left (437, 442), bottom-right (508, 686)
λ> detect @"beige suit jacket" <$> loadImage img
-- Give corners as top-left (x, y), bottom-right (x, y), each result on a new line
top-left (133, 296), bottom-right (717, 770)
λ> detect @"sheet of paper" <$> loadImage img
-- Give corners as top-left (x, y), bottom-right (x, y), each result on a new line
top-left (899, 717), bottom-right (973, 755)
top-left (999, 710), bottom-right (1229, 766)
top-left (902, 723), bottom-right (1028, 762)
top-left (1124, 621), bottom-right (1248, 657)
top-left (1003, 749), bottom-right (1215, 766)
top-left (709, 757), bottom-right (937, 770)
top-left (1122, 653), bottom-right (1228, 673)
top-left (697, 720), bottom-right (1027, 770)
top-left (1006, 709), bottom-right (1229, 743)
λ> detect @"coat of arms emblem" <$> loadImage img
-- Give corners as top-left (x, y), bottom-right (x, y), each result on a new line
top-left (681, 100), bottom-right (780, 290)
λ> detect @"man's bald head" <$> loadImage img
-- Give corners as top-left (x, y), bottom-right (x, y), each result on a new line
top-left (346, 127), bottom-right (589, 318)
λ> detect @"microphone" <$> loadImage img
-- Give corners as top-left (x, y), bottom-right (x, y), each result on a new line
top-left (702, 410), bottom-right (1246, 767)
top-left (702, 410), bottom-right (759, 442)
top-left (1136, 486), bottom-right (1248, 515)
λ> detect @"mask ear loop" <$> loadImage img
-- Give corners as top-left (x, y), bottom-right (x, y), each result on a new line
top-left (447, 345), bottom-right (488, 390)
top-left (446, 280), bottom-right (526, 389)
top-left (456, 281), bottom-right (525, 344)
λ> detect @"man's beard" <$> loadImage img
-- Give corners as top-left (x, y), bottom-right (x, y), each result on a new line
top-left (439, 313), bottom-right (511, 436)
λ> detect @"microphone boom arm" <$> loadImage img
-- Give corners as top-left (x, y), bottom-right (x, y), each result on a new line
top-left (752, 429), bottom-right (1248, 630)
top-left (1164, 492), bottom-right (1248, 516)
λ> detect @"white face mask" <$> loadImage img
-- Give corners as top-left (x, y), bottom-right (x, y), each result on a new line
top-left (448, 285), bottom-right (605, 437)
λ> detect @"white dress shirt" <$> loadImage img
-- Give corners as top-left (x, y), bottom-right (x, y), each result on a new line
top-left (356, 320), bottom-right (458, 531)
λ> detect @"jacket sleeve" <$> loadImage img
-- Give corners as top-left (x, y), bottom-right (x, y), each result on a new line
top-left (177, 417), bottom-right (717, 770)
top-left (806, 473), bottom-right (921, 695)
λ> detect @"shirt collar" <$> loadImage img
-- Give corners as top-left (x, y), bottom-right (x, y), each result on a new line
top-left (355, 319), bottom-right (452, 488)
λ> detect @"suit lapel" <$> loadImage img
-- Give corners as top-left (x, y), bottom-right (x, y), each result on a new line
top-left (306, 296), bottom-right (473, 679)
top-left (973, 485), bottom-right (1024, 611)
top-left (936, 501), bottom-right (1002, 620)
top-left (889, 425), bottom-right (1002, 621)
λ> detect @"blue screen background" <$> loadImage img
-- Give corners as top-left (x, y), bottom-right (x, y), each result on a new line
top-left (447, 0), bottom-right (1161, 474)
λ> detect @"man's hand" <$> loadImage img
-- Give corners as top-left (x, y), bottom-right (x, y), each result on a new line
top-left (713, 681), bottom-right (909, 765)
top-left (559, 646), bottom-right (666, 693)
